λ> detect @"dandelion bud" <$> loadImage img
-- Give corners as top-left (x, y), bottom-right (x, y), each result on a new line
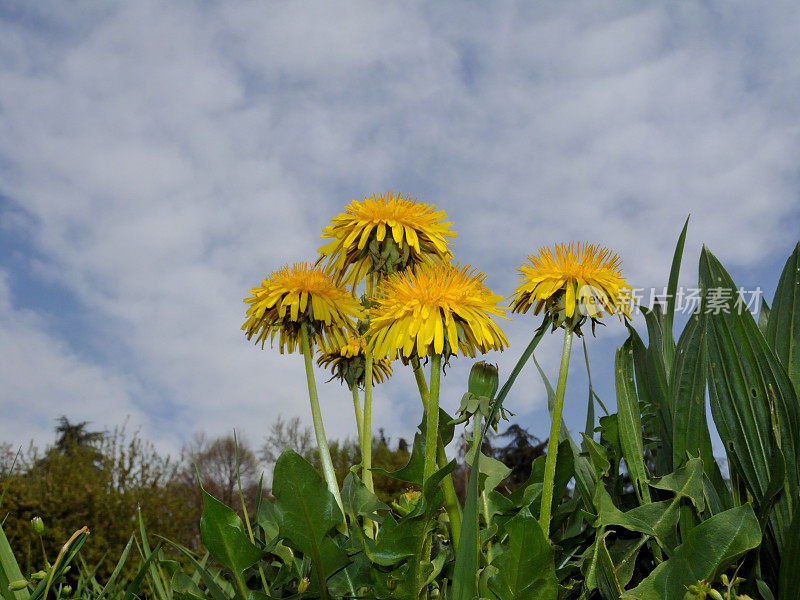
top-left (8, 580), bottom-right (28, 591)
top-left (392, 489), bottom-right (421, 516)
top-left (468, 361), bottom-right (499, 399)
top-left (298, 577), bottom-right (310, 594)
top-left (30, 517), bottom-right (44, 535)
top-left (62, 585), bottom-right (72, 596)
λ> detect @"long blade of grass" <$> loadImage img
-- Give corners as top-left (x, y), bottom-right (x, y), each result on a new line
top-left (122, 543), bottom-right (163, 600)
top-left (138, 510), bottom-right (169, 600)
top-left (0, 522), bottom-right (28, 600)
top-left (97, 534), bottom-right (135, 600)
top-left (159, 539), bottom-right (229, 600)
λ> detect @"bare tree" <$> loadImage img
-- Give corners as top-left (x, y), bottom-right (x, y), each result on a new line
top-left (183, 433), bottom-right (259, 507)
top-left (260, 415), bottom-right (314, 465)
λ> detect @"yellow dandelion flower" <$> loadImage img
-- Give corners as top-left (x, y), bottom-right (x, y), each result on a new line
top-left (318, 191), bottom-right (455, 286)
top-left (368, 263), bottom-right (509, 360)
top-left (511, 242), bottom-right (632, 334)
top-left (242, 263), bottom-right (363, 353)
top-left (317, 336), bottom-right (393, 388)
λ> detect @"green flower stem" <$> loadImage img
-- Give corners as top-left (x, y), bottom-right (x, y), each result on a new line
top-left (539, 325), bottom-right (573, 538)
top-left (473, 413), bottom-right (493, 557)
top-left (351, 384), bottom-right (365, 453)
top-left (420, 354), bottom-right (442, 595)
top-left (363, 349), bottom-right (375, 493)
top-left (300, 325), bottom-right (345, 518)
top-left (410, 355), bottom-right (462, 550)
top-left (424, 353), bottom-right (442, 481)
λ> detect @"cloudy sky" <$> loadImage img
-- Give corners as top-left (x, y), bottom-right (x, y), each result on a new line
top-left (1, 1), bottom-right (799, 460)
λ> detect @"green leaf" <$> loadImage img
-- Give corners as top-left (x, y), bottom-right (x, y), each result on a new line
top-left (663, 215), bottom-right (690, 373)
top-left (367, 514), bottom-right (426, 567)
top-left (0, 522), bottom-right (28, 600)
top-left (649, 457), bottom-right (705, 512)
top-left (327, 554), bottom-right (371, 598)
top-left (200, 490), bottom-right (262, 578)
top-left (255, 499), bottom-right (279, 544)
top-left (487, 507), bottom-right (558, 600)
top-left (778, 505), bottom-right (800, 600)
top-left (595, 534), bottom-right (646, 600)
top-left (172, 571), bottom-right (207, 600)
top-left (700, 246), bottom-right (800, 555)
top-left (669, 304), bottom-right (731, 516)
top-left (622, 504), bottom-right (761, 600)
top-left (341, 472), bottom-right (389, 520)
top-left (582, 434), bottom-right (610, 481)
top-left (759, 298), bottom-right (771, 336)
top-left (507, 441), bottom-right (572, 511)
top-left (614, 337), bottom-right (652, 505)
top-left (670, 315), bottom-right (711, 468)
top-left (595, 533), bottom-right (624, 600)
top-left (765, 241), bottom-right (800, 395)
top-left (626, 322), bottom-right (672, 476)
top-left (371, 408), bottom-right (454, 485)
top-left (463, 444), bottom-right (511, 494)
top-left (272, 449), bottom-right (348, 599)
top-left (595, 459), bottom-right (705, 555)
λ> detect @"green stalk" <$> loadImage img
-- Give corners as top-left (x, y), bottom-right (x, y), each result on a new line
top-left (300, 325), bottom-right (345, 518)
top-left (411, 356), bottom-right (462, 549)
top-left (424, 354), bottom-right (442, 481)
top-left (418, 354), bottom-right (442, 600)
top-left (539, 325), bottom-right (573, 538)
top-left (351, 384), bottom-right (365, 453)
top-left (363, 350), bottom-right (374, 493)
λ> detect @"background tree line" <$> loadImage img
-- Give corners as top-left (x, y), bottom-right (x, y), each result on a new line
top-left (0, 415), bottom-right (543, 580)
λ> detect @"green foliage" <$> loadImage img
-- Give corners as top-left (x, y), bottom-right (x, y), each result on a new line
top-left (4, 223), bottom-right (800, 599)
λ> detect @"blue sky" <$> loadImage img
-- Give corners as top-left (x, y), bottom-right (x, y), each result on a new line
top-left (1, 1), bottom-right (799, 458)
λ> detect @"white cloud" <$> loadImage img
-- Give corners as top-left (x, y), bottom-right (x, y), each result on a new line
top-left (0, 271), bottom-right (143, 448)
top-left (0, 1), bottom-right (798, 455)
